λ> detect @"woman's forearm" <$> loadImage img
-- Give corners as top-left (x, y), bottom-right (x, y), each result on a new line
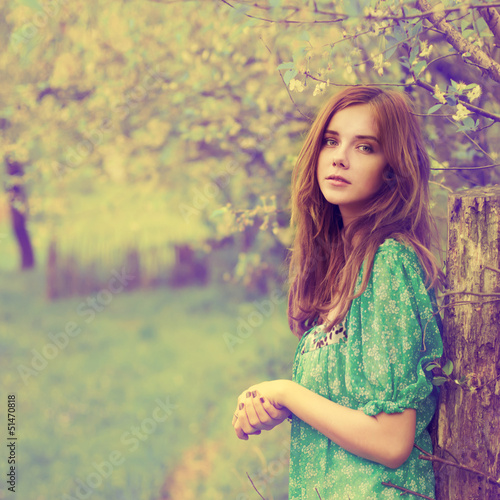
top-left (279, 380), bottom-right (416, 469)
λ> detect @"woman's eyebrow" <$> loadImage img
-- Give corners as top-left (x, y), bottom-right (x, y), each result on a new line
top-left (324, 129), bottom-right (380, 144)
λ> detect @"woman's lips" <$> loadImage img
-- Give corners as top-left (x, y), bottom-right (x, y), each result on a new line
top-left (326, 176), bottom-right (350, 186)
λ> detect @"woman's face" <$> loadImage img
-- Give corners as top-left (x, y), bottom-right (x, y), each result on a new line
top-left (316, 103), bottom-right (388, 226)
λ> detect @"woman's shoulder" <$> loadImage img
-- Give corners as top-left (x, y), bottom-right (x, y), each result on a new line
top-left (370, 237), bottom-right (426, 280)
top-left (374, 238), bottom-right (420, 265)
top-left (375, 237), bottom-right (415, 255)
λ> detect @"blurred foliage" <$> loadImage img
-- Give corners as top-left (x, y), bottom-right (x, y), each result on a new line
top-left (0, 269), bottom-right (295, 499)
top-left (0, 0), bottom-right (499, 283)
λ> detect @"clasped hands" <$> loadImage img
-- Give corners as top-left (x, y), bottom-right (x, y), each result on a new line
top-left (232, 380), bottom-right (292, 440)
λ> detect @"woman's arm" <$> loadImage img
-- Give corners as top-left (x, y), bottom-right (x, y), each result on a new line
top-left (281, 379), bottom-right (416, 469)
top-left (235, 379), bottom-right (416, 469)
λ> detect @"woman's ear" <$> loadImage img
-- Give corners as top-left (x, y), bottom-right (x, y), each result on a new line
top-left (383, 166), bottom-right (397, 191)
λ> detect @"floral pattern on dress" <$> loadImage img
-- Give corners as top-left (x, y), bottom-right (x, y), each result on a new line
top-left (289, 239), bottom-right (443, 500)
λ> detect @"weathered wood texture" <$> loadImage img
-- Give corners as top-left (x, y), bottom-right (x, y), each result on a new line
top-left (436, 186), bottom-right (500, 500)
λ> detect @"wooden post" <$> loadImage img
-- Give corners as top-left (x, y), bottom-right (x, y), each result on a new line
top-left (435, 186), bottom-right (500, 500)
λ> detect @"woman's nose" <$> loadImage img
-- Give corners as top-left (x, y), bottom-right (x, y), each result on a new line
top-left (332, 149), bottom-right (348, 168)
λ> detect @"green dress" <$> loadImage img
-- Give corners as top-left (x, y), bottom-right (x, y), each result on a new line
top-left (289, 239), bottom-right (443, 500)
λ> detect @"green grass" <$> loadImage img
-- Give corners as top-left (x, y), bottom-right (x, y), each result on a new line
top-left (0, 268), bottom-right (295, 500)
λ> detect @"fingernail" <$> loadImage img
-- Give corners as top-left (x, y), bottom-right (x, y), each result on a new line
top-left (245, 391), bottom-right (251, 398)
top-left (239, 402), bottom-right (244, 410)
top-left (260, 397), bottom-right (265, 403)
top-left (252, 390), bottom-right (257, 398)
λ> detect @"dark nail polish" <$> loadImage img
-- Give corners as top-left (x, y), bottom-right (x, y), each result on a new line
top-left (252, 390), bottom-right (257, 398)
top-left (260, 397), bottom-right (265, 403)
top-left (239, 402), bottom-right (244, 410)
top-left (246, 391), bottom-right (251, 398)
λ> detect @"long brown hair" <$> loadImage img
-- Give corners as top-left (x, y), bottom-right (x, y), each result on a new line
top-left (287, 86), bottom-right (444, 338)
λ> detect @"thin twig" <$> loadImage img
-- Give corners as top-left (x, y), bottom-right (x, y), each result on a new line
top-left (259, 36), bottom-right (312, 122)
top-left (430, 163), bottom-right (500, 171)
top-left (303, 72), bottom-right (409, 87)
top-left (322, 23), bottom-right (395, 49)
top-left (417, 454), bottom-right (500, 487)
top-left (426, 298), bottom-right (500, 343)
top-left (218, 0), bottom-right (345, 23)
top-left (426, 52), bottom-right (460, 67)
top-left (429, 180), bottom-right (453, 193)
top-left (314, 487), bottom-right (322, 499)
top-left (381, 481), bottom-right (435, 499)
top-left (445, 298), bottom-right (500, 306)
top-left (414, 444), bottom-right (432, 456)
top-left (220, 0), bottom-right (500, 22)
top-left (445, 117), bottom-right (495, 162)
top-left (481, 374), bottom-right (500, 389)
top-left (353, 25), bottom-right (435, 69)
top-left (412, 112), bottom-right (454, 117)
top-left (441, 289), bottom-right (500, 297)
top-left (246, 472), bottom-right (266, 500)
top-left (484, 265), bottom-right (500, 275)
top-left (422, 290), bottom-right (500, 352)
top-left (476, 120), bottom-right (496, 133)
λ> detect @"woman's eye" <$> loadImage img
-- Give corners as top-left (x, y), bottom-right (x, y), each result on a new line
top-left (323, 138), bottom-right (337, 147)
top-left (358, 144), bottom-right (373, 153)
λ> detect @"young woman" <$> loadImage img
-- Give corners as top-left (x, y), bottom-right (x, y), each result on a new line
top-left (232, 86), bottom-right (444, 499)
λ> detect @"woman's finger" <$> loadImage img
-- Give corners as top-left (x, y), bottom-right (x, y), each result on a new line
top-left (238, 400), bottom-right (261, 435)
top-left (243, 392), bottom-right (259, 424)
top-left (259, 395), bottom-right (291, 421)
top-left (234, 422), bottom-right (249, 440)
top-left (249, 392), bottom-right (279, 429)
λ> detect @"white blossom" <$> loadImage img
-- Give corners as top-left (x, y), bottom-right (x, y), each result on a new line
top-left (467, 85), bottom-right (482, 103)
top-left (289, 78), bottom-right (305, 93)
top-left (313, 82), bottom-right (327, 96)
top-left (452, 103), bottom-right (471, 122)
top-left (419, 40), bottom-right (433, 58)
top-left (372, 53), bottom-right (391, 77)
top-left (433, 84), bottom-right (446, 104)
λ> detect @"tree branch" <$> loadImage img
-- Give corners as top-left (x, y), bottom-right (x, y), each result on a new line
top-left (479, 6), bottom-right (500, 45)
top-left (381, 481), bottom-right (435, 499)
top-left (441, 289), bottom-right (500, 297)
top-left (366, 2), bottom-right (500, 21)
top-left (303, 72), bottom-right (409, 87)
top-left (218, 0), bottom-right (345, 23)
top-left (416, 0), bottom-right (500, 84)
top-left (415, 79), bottom-right (500, 122)
top-left (302, 74), bottom-right (499, 130)
top-left (414, 445), bottom-right (500, 488)
top-left (218, 0), bottom-right (500, 26)
top-left (430, 163), bottom-right (500, 171)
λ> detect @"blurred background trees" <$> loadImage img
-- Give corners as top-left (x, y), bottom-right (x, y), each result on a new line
top-left (2, 0), bottom-right (498, 295)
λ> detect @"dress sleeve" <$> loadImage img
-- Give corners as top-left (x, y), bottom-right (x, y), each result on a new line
top-left (345, 241), bottom-right (443, 416)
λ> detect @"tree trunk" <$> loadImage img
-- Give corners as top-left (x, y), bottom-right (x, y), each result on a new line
top-left (435, 186), bottom-right (500, 500)
top-left (46, 239), bottom-right (58, 300)
top-left (5, 156), bottom-right (35, 269)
